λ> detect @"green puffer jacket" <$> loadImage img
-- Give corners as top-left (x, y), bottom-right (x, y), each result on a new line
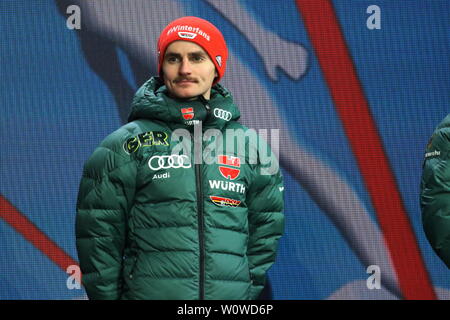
top-left (420, 114), bottom-right (450, 268)
top-left (76, 77), bottom-right (285, 300)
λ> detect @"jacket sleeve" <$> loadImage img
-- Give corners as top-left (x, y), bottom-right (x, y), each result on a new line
top-left (420, 125), bottom-right (450, 268)
top-left (246, 142), bottom-right (285, 300)
top-left (76, 137), bottom-right (137, 300)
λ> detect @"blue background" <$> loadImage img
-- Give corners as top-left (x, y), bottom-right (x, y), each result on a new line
top-left (0, 0), bottom-right (448, 299)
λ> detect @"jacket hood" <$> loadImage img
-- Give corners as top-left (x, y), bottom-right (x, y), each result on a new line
top-left (436, 114), bottom-right (450, 130)
top-left (128, 77), bottom-right (240, 131)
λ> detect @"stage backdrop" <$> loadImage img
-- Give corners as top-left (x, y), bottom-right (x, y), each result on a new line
top-left (0, 0), bottom-right (449, 299)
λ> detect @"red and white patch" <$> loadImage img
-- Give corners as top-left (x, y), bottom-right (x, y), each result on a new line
top-left (181, 107), bottom-right (194, 120)
top-left (210, 196), bottom-right (241, 208)
top-left (218, 155), bottom-right (240, 180)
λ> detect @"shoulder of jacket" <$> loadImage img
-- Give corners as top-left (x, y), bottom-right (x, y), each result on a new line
top-left (424, 116), bottom-right (450, 161)
top-left (224, 121), bottom-right (278, 149)
top-left (428, 117), bottom-right (450, 149)
top-left (432, 114), bottom-right (450, 141)
top-left (99, 120), bottom-right (168, 156)
top-left (224, 121), bottom-right (248, 131)
top-left (434, 125), bottom-right (450, 143)
top-left (81, 122), bottom-right (145, 177)
top-left (436, 114), bottom-right (450, 130)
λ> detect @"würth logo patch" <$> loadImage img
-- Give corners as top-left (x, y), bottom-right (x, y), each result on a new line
top-left (181, 107), bottom-right (194, 120)
top-left (218, 155), bottom-right (240, 180)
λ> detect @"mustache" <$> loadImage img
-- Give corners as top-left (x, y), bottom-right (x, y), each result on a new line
top-left (174, 77), bottom-right (198, 83)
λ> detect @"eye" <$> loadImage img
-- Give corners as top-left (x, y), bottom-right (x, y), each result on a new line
top-left (165, 55), bottom-right (180, 63)
top-left (191, 54), bottom-right (205, 63)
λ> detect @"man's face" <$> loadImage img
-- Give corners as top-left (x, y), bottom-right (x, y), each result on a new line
top-left (162, 41), bottom-right (217, 100)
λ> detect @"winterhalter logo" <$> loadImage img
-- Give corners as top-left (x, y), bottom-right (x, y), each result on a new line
top-left (167, 25), bottom-right (211, 41)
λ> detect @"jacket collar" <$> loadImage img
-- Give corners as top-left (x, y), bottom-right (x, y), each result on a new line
top-left (128, 77), bottom-right (240, 131)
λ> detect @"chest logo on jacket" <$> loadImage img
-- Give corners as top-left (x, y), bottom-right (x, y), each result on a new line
top-left (210, 196), bottom-right (241, 207)
top-left (218, 155), bottom-right (240, 180)
top-left (123, 131), bottom-right (169, 154)
top-left (181, 107), bottom-right (194, 120)
top-left (213, 108), bottom-right (232, 121)
top-left (208, 155), bottom-right (246, 196)
top-left (148, 155), bottom-right (191, 170)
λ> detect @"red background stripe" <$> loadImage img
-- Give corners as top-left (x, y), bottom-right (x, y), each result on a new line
top-left (0, 195), bottom-right (79, 273)
top-left (295, 0), bottom-right (436, 299)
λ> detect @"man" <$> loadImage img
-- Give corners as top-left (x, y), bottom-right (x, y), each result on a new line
top-left (76, 16), bottom-right (284, 300)
top-left (421, 114), bottom-right (450, 268)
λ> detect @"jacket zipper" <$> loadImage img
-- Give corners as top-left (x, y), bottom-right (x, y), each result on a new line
top-left (194, 96), bottom-right (211, 300)
top-left (193, 96), bottom-right (211, 300)
top-left (195, 162), bottom-right (205, 300)
top-left (128, 254), bottom-right (138, 280)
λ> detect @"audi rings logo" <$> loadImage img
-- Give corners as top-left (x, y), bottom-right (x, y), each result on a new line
top-left (148, 155), bottom-right (191, 170)
top-left (213, 108), bottom-right (232, 121)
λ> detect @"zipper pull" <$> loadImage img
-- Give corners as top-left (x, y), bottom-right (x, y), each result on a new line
top-left (198, 95), bottom-right (211, 120)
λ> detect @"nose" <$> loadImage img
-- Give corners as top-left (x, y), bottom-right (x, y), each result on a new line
top-left (179, 57), bottom-right (192, 75)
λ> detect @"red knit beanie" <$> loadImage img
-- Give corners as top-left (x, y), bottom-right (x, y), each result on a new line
top-left (157, 16), bottom-right (228, 85)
